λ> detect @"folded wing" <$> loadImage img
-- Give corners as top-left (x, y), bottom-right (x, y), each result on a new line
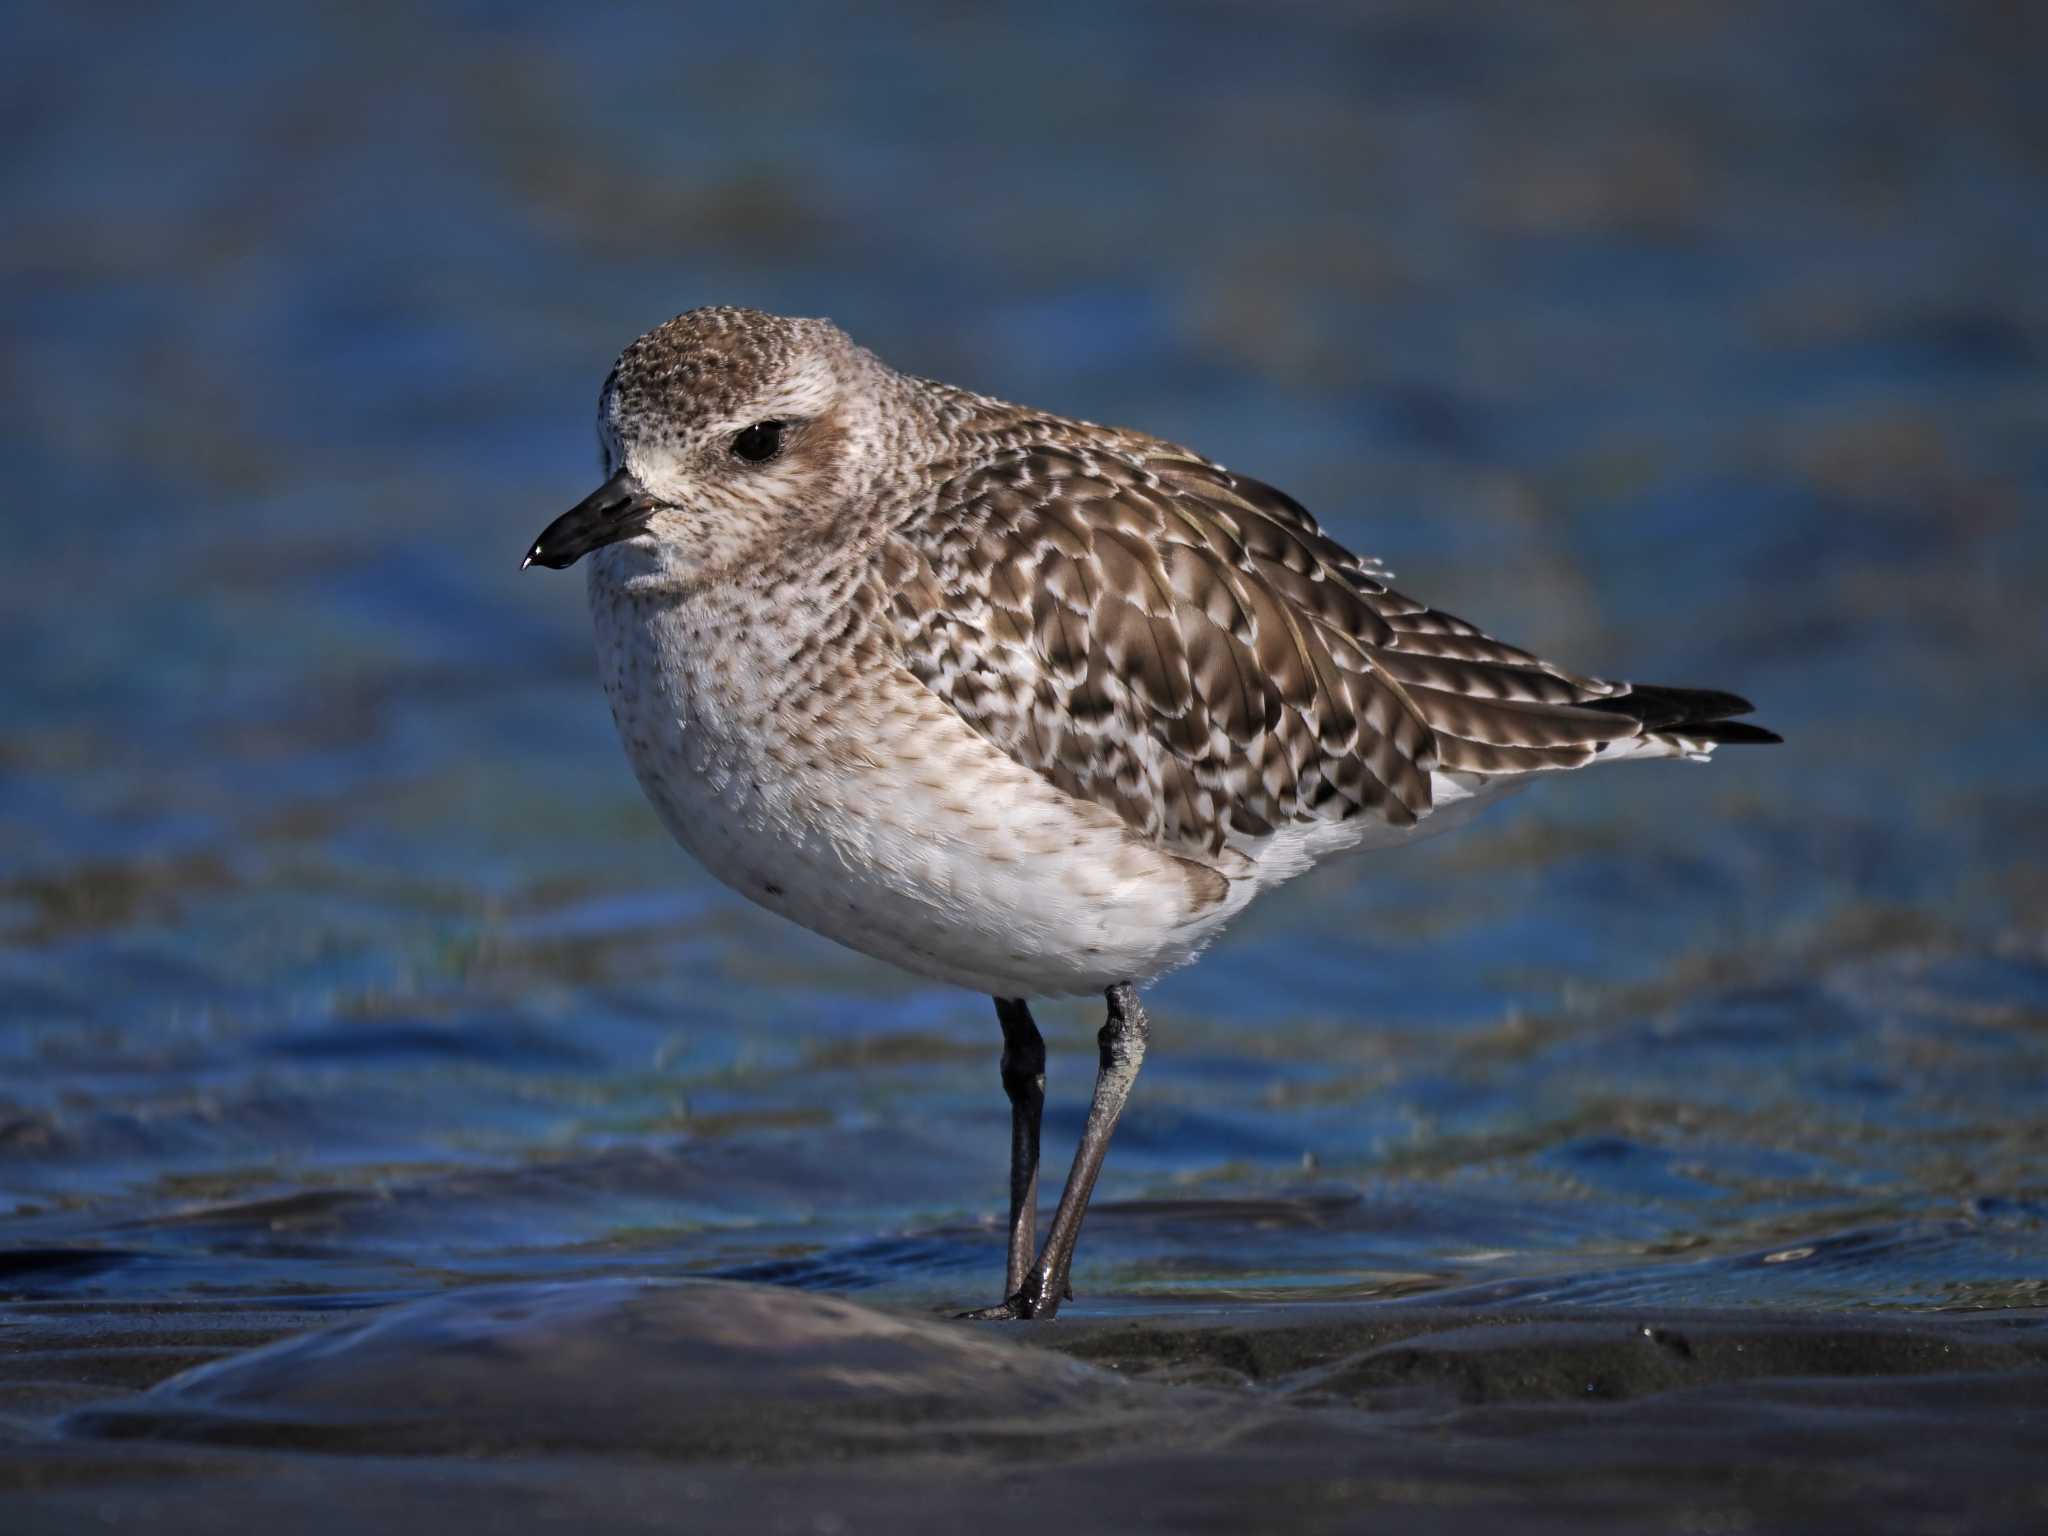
top-left (878, 438), bottom-right (1772, 857)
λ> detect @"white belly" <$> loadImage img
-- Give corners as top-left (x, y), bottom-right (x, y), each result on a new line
top-left (589, 575), bottom-right (1226, 999)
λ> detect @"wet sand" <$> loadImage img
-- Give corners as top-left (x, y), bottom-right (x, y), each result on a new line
top-left (4, 1279), bottom-right (2044, 1533)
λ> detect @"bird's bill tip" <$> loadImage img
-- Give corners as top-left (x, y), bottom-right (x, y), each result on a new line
top-left (522, 469), bottom-right (652, 572)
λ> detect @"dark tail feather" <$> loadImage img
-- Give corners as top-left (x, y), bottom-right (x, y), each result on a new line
top-left (1677, 719), bottom-right (1783, 745)
top-left (1582, 684), bottom-right (1782, 745)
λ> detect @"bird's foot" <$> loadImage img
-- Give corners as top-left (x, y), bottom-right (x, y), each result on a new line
top-left (955, 1277), bottom-right (1074, 1322)
top-left (956, 1294), bottom-right (1035, 1322)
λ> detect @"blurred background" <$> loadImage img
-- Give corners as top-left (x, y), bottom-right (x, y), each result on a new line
top-left (2, 0), bottom-right (2044, 1313)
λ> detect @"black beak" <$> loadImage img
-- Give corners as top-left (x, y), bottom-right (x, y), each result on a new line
top-left (522, 470), bottom-right (656, 570)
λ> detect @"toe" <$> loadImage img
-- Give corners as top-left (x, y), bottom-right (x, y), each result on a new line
top-left (955, 1296), bottom-right (1028, 1322)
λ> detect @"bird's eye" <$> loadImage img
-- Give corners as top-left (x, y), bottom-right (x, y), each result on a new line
top-left (730, 420), bottom-right (784, 463)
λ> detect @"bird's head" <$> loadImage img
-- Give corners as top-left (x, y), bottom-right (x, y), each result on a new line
top-left (523, 307), bottom-right (891, 582)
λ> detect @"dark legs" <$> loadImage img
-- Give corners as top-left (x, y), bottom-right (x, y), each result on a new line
top-left (966, 983), bottom-right (1150, 1321)
top-left (993, 996), bottom-right (1045, 1297)
top-left (1020, 983), bottom-right (1149, 1317)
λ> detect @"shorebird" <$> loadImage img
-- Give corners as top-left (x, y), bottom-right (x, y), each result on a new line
top-left (523, 307), bottom-right (1779, 1320)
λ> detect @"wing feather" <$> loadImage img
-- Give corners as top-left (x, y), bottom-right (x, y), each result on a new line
top-left (876, 432), bottom-right (1752, 855)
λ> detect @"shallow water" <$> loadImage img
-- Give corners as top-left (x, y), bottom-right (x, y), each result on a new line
top-left (3, 1), bottom-right (2047, 1526)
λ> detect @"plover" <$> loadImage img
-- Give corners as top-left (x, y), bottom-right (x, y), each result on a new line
top-left (524, 307), bottom-right (1779, 1319)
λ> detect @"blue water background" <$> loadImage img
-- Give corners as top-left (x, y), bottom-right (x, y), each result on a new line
top-left (2, 1), bottom-right (2044, 1314)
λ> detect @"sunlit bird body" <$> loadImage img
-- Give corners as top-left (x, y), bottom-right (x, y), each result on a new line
top-left (525, 307), bottom-right (1779, 1318)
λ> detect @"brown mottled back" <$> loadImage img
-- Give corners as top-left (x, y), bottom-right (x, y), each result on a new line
top-left (879, 426), bottom-right (1652, 857)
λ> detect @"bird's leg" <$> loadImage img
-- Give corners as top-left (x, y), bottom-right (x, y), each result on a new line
top-left (993, 996), bottom-right (1045, 1297)
top-left (966, 983), bottom-right (1148, 1322)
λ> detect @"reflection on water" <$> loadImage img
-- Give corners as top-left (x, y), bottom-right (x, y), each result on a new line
top-left (2, 0), bottom-right (2045, 1330)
